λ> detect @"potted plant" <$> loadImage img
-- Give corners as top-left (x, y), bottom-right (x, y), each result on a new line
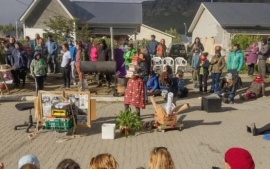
top-left (116, 108), bottom-right (142, 138)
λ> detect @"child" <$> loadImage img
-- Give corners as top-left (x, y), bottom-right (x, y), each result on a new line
top-left (197, 52), bottom-right (210, 93)
top-left (218, 73), bottom-right (236, 104)
top-left (148, 147), bottom-right (175, 169)
top-left (191, 47), bottom-right (201, 88)
top-left (159, 72), bottom-right (178, 105)
top-left (90, 154), bottom-right (118, 169)
top-left (176, 71), bottom-right (188, 98)
top-left (240, 75), bottom-right (266, 101)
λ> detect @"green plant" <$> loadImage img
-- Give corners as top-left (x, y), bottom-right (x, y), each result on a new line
top-left (116, 109), bottom-right (142, 138)
top-left (231, 35), bottom-right (262, 50)
top-left (165, 28), bottom-right (181, 43)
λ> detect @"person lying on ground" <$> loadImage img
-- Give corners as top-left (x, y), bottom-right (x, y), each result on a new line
top-left (247, 123), bottom-right (270, 136)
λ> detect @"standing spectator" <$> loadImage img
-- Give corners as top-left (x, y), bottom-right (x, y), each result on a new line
top-left (191, 47), bottom-right (200, 88)
top-left (245, 42), bottom-right (259, 76)
top-left (90, 41), bottom-right (98, 62)
top-left (224, 147), bottom-right (255, 169)
top-left (87, 35), bottom-right (94, 61)
top-left (227, 44), bottom-right (244, 73)
top-left (75, 42), bottom-right (84, 82)
top-left (25, 36), bottom-right (34, 56)
top-left (157, 39), bottom-right (166, 58)
top-left (148, 35), bottom-right (158, 57)
top-left (32, 33), bottom-right (40, 49)
top-left (61, 43), bottom-right (71, 89)
top-left (45, 34), bottom-right (58, 74)
top-left (210, 46), bottom-right (225, 93)
top-left (197, 52), bottom-right (210, 94)
top-left (35, 38), bottom-right (46, 57)
top-left (189, 37), bottom-right (204, 65)
top-left (191, 37), bottom-right (204, 53)
top-left (124, 52), bottom-right (148, 116)
top-left (4, 36), bottom-right (16, 66)
top-left (11, 41), bottom-right (28, 88)
top-left (97, 39), bottom-right (111, 87)
top-left (148, 147), bottom-right (175, 169)
top-left (30, 52), bottom-right (47, 96)
top-left (123, 43), bottom-right (135, 70)
top-left (67, 38), bottom-right (76, 85)
top-left (258, 38), bottom-right (270, 77)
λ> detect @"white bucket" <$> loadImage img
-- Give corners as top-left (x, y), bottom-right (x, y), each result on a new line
top-left (102, 123), bottom-right (116, 139)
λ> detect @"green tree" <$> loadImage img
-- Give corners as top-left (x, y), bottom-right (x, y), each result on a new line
top-left (76, 23), bottom-right (91, 42)
top-left (44, 16), bottom-right (78, 44)
top-left (165, 28), bottom-right (181, 43)
top-left (231, 35), bottom-right (262, 50)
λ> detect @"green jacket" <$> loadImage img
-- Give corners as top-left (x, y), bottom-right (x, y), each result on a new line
top-left (227, 50), bottom-right (244, 72)
top-left (30, 58), bottom-right (47, 76)
top-left (123, 49), bottom-right (135, 66)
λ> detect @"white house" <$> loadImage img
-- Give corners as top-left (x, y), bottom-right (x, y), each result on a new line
top-left (20, 0), bottom-right (142, 39)
top-left (188, 2), bottom-right (270, 55)
top-left (130, 24), bottom-right (175, 45)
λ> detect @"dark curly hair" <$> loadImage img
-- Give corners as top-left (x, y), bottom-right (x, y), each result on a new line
top-left (56, 159), bottom-right (81, 169)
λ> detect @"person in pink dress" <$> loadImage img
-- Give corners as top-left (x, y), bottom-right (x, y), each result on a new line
top-left (90, 42), bottom-right (98, 62)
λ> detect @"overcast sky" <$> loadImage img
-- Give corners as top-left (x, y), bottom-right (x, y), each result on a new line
top-left (0, 0), bottom-right (153, 25)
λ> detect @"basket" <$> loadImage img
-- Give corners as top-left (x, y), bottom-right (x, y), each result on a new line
top-left (155, 105), bottom-right (177, 126)
top-left (45, 117), bottom-right (74, 132)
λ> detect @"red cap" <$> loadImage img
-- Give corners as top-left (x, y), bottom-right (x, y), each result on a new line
top-left (225, 147), bottom-right (255, 169)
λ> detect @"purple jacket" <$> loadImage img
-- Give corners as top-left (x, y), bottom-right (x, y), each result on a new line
top-left (246, 47), bottom-right (259, 64)
top-left (115, 48), bottom-right (126, 77)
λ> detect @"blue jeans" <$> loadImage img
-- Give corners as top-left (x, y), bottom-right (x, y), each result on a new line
top-left (217, 91), bottom-right (235, 102)
top-left (211, 73), bottom-right (221, 93)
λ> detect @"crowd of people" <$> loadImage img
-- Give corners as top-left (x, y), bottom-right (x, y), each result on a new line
top-left (0, 146), bottom-right (256, 169)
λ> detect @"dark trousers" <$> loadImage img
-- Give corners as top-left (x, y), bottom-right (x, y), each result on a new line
top-left (47, 54), bottom-right (57, 73)
top-left (198, 74), bottom-right (208, 92)
top-left (35, 76), bottom-right (44, 96)
top-left (11, 69), bottom-right (26, 87)
top-left (211, 73), bottom-right (221, 93)
top-left (97, 73), bottom-right (112, 85)
top-left (248, 64), bottom-right (255, 76)
top-left (62, 66), bottom-right (71, 88)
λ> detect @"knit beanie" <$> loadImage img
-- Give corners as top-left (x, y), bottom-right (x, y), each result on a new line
top-left (225, 147), bottom-right (255, 169)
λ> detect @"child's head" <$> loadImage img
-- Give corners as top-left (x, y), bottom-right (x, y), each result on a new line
top-left (18, 155), bottom-right (40, 169)
top-left (201, 52), bottom-right (208, 61)
top-left (148, 147), bottom-right (175, 169)
top-left (89, 153), bottom-right (118, 169)
top-left (254, 74), bottom-right (264, 83)
top-left (57, 159), bottom-right (81, 169)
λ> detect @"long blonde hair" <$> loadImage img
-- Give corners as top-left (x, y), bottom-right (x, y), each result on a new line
top-left (90, 153), bottom-right (118, 169)
top-left (148, 147), bottom-right (175, 169)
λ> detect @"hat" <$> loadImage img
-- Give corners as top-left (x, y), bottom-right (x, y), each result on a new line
top-left (18, 155), bottom-right (40, 169)
top-left (225, 73), bottom-right (233, 80)
top-left (225, 147), bottom-right (255, 169)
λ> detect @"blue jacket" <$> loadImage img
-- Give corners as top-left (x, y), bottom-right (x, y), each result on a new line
top-left (148, 40), bottom-right (158, 55)
top-left (69, 44), bottom-right (76, 61)
top-left (45, 40), bottom-right (58, 55)
top-left (227, 50), bottom-right (244, 72)
top-left (147, 75), bottom-right (159, 91)
top-left (191, 53), bottom-right (200, 69)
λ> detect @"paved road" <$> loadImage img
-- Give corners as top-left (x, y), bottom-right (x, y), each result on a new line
top-left (0, 94), bottom-right (270, 169)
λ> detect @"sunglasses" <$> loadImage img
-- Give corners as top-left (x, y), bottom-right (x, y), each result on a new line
top-left (153, 147), bottom-right (167, 153)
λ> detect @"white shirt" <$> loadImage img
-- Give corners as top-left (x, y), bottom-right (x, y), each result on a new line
top-left (61, 51), bottom-right (71, 67)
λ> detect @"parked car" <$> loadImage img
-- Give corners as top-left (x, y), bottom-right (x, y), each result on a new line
top-left (166, 43), bottom-right (187, 60)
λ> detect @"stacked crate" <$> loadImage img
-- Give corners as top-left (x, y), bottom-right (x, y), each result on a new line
top-left (45, 103), bottom-right (74, 132)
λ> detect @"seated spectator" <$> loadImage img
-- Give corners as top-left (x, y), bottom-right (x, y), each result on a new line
top-left (147, 70), bottom-right (161, 96)
top-left (240, 74), bottom-right (266, 101)
top-left (148, 147), bottom-right (175, 169)
top-left (159, 72), bottom-right (178, 105)
top-left (90, 153), bottom-right (118, 169)
top-left (224, 147), bottom-right (255, 169)
top-left (57, 159), bottom-right (80, 169)
top-left (217, 73), bottom-right (237, 104)
top-left (164, 65), bottom-right (173, 78)
top-left (247, 122), bottom-right (270, 136)
top-left (18, 155), bottom-right (40, 169)
top-left (176, 71), bottom-right (188, 98)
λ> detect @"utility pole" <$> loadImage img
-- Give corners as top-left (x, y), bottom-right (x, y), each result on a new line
top-left (183, 23), bottom-right (187, 35)
top-left (16, 18), bottom-right (18, 39)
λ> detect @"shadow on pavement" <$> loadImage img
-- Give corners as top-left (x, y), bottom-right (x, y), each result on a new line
top-left (178, 115), bottom-right (222, 130)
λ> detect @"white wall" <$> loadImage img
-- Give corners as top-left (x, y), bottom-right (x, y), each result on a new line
top-left (25, 28), bottom-right (45, 39)
top-left (192, 9), bottom-right (224, 55)
top-left (133, 25), bottom-right (173, 46)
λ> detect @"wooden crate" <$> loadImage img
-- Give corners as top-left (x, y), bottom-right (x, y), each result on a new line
top-left (155, 114), bottom-right (177, 126)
